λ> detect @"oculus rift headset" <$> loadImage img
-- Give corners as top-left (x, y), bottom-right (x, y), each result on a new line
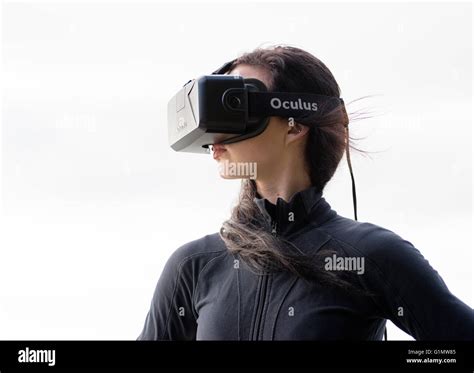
top-left (167, 59), bottom-right (388, 341)
top-left (167, 59), bottom-right (349, 153)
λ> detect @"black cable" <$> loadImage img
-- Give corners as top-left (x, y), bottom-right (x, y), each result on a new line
top-left (345, 127), bottom-right (358, 222)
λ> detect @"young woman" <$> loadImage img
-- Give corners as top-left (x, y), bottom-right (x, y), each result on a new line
top-left (138, 45), bottom-right (473, 340)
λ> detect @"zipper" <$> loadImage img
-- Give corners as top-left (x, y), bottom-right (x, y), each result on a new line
top-left (252, 274), bottom-right (269, 340)
top-left (251, 218), bottom-right (277, 340)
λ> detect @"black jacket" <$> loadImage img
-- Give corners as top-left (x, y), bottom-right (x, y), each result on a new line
top-left (138, 186), bottom-right (474, 340)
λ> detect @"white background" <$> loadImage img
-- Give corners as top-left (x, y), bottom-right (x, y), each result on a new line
top-left (0, 1), bottom-right (472, 340)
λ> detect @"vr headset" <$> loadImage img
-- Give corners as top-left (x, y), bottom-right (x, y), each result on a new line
top-left (168, 59), bottom-right (349, 153)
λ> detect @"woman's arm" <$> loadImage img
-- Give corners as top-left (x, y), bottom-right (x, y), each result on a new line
top-left (354, 226), bottom-right (474, 340)
top-left (137, 244), bottom-right (198, 340)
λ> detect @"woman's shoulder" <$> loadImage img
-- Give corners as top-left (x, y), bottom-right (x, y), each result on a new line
top-left (318, 215), bottom-right (446, 300)
top-left (164, 232), bottom-right (229, 272)
top-left (318, 215), bottom-right (422, 265)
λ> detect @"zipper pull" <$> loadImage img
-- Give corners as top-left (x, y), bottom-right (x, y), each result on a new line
top-left (271, 221), bottom-right (277, 236)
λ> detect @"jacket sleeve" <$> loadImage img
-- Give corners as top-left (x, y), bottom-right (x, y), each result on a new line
top-left (354, 225), bottom-right (474, 340)
top-left (137, 243), bottom-right (198, 340)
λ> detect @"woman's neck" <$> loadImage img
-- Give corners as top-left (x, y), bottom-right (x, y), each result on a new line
top-left (255, 168), bottom-right (312, 204)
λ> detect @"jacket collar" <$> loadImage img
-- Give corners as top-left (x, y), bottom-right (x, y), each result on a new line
top-left (253, 185), bottom-right (337, 238)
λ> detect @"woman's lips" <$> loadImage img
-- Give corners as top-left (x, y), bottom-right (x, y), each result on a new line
top-left (212, 144), bottom-right (227, 160)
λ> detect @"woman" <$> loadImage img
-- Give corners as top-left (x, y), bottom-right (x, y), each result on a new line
top-left (138, 45), bottom-right (473, 340)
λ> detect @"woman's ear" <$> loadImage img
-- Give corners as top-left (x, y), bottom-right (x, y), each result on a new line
top-left (286, 119), bottom-right (309, 145)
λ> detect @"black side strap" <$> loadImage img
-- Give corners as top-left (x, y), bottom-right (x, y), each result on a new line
top-left (247, 91), bottom-right (345, 120)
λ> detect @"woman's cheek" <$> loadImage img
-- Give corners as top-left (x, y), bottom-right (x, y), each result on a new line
top-left (225, 144), bottom-right (247, 162)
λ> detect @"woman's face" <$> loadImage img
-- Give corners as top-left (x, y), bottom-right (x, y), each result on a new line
top-left (212, 64), bottom-right (293, 181)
